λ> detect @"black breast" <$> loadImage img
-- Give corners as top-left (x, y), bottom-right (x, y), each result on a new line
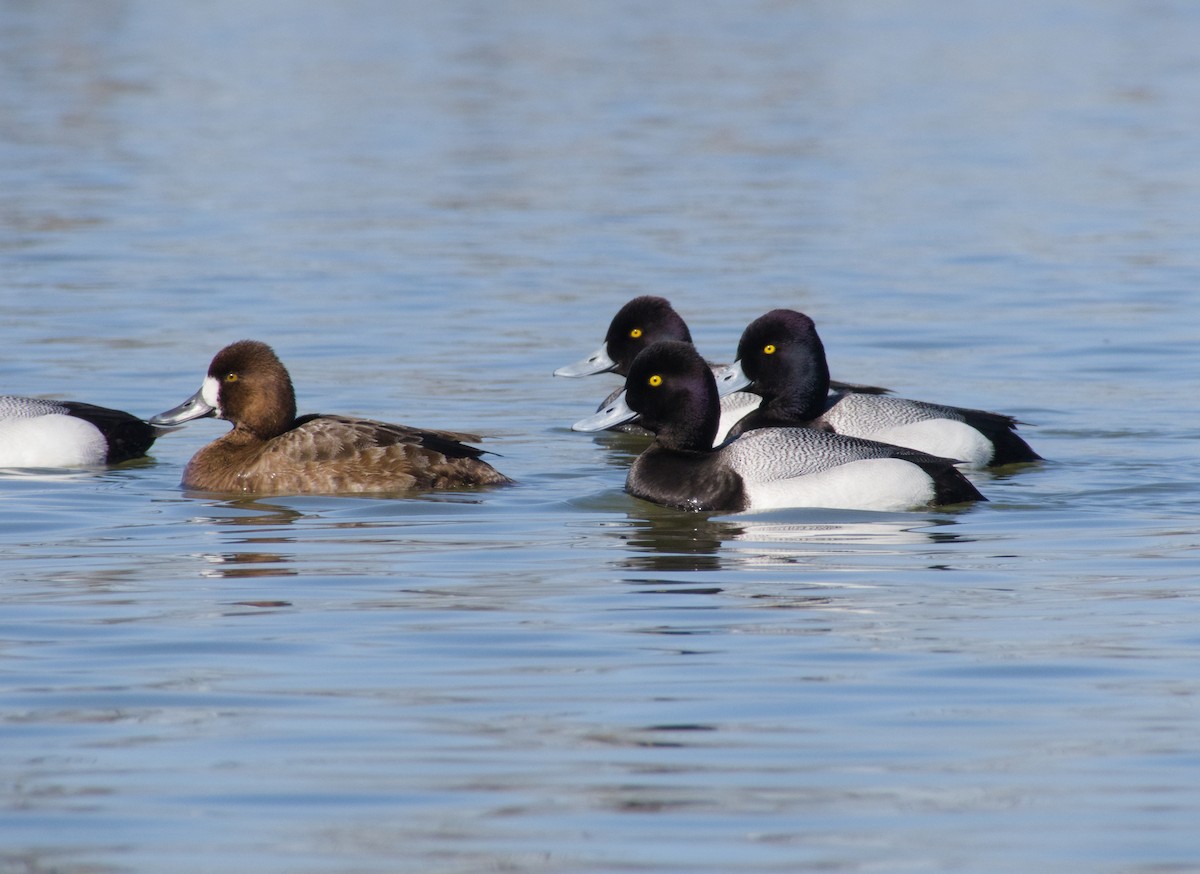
top-left (626, 446), bottom-right (748, 512)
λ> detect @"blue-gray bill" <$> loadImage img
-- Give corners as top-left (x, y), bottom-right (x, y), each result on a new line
top-left (571, 391), bottom-right (638, 431)
top-left (553, 345), bottom-right (617, 378)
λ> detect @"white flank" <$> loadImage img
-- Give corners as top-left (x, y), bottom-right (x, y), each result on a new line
top-left (742, 457), bottom-right (936, 512)
top-left (0, 415), bottom-right (107, 467)
top-left (867, 419), bottom-right (992, 468)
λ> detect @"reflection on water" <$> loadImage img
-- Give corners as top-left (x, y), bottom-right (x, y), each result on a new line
top-left (200, 551), bottom-right (297, 579)
top-left (184, 498), bottom-right (308, 527)
top-left (727, 511), bottom-right (970, 548)
top-left (181, 499), bottom-right (305, 578)
top-left (605, 501), bottom-right (973, 573)
top-left (0, 467), bottom-right (109, 482)
top-left (609, 507), bottom-right (735, 571)
top-left (224, 599), bottom-right (293, 611)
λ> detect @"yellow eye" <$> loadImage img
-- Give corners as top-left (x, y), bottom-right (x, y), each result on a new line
top-left (630, 328), bottom-right (643, 339)
top-left (763, 344), bottom-right (776, 355)
top-left (648, 374), bottom-right (663, 387)
top-left (225, 372), bottom-right (239, 382)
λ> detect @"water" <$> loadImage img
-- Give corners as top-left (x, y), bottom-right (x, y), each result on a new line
top-left (2, 1), bottom-right (1199, 871)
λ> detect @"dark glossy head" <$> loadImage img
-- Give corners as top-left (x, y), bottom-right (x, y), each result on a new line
top-left (734, 309), bottom-right (831, 420)
top-left (554, 296), bottom-right (696, 378)
top-left (600, 296), bottom-right (694, 375)
top-left (624, 340), bottom-right (719, 451)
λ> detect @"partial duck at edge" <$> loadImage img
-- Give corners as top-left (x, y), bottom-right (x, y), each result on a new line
top-left (1, 396), bottom-right (164, 467)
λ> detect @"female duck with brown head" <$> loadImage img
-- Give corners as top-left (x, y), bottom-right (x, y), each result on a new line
top-left (151, 340), bottom-right (512, 494)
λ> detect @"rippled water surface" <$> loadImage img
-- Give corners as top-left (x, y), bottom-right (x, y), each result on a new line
top-left (3, 2), bottom-right (1199, 872)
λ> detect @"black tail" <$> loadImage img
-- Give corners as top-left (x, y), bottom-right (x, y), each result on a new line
top-left (957, 408), bottom-right (1042, 466)
top-left (908, 456), bottom-right (988, 505)
top-left (984, 424), bottom-right (1042, 466)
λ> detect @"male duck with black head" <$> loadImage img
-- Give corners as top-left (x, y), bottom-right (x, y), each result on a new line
top-left (554, 295), bottom-right (887, 393)
top-left (573, 340), bottom-right (985, 513)
top-left (718, 310), bottom-right (1041, 468)
top-left (151, 340), bottom-right (512, 494)
top-left (554, 295), bottom-right (887, 437)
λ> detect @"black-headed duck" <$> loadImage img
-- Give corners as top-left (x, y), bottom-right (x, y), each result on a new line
top-left (718, 310), bottom-right (1041, 468)
top-left (573, 341), bottom-right (986, 513)
top-left (554, 295), bottom-right (888, 438)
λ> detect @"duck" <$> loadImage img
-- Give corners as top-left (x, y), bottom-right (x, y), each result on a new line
top-left (0, 395), bottom-right (163, 467)
top-left (571, 340), bottom-right (986, 512)
top-left (149, 340), bottom-right (512, 495)
top-left (554, 296), bottom-right (696, 379)
top-left (717, 310), bottom-right (1041, 468)
top-left (554, 296), bottom-right (889, 438)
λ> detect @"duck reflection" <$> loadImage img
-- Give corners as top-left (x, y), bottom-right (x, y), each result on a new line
top-left (183, 497), bottom-right (303, 579)
top-left (727, 509), bottom-right (968, 548)
top-left (612, 502), bottom-right (971, 572)
top-left (199, 550), bottom-right (297, 579)
top-left (612, 505), bottom-right (739, 571)
top-left (184, 496), bottom-right (307, 527)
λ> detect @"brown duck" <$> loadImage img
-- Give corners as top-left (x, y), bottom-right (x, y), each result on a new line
top-left (150, 340), bottom-right (512, 495)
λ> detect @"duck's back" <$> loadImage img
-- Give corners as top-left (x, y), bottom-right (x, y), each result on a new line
top-left (182, 414), bottom-right (512, 494)
top-left (723, 427), bottom-right (984, 510)
top-left (721, 425), bottom-right (911, 478)
top-left (820, 393), bottom-right (1038, 467)
top-left (1, 397), bottom-right (69, 419)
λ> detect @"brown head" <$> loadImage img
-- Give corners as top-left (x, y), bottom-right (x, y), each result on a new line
top-left (150, 340), bottom-right (298, 439)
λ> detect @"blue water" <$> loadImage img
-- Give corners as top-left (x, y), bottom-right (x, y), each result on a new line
top-left (3, 1), bottom-right (1199, 872)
